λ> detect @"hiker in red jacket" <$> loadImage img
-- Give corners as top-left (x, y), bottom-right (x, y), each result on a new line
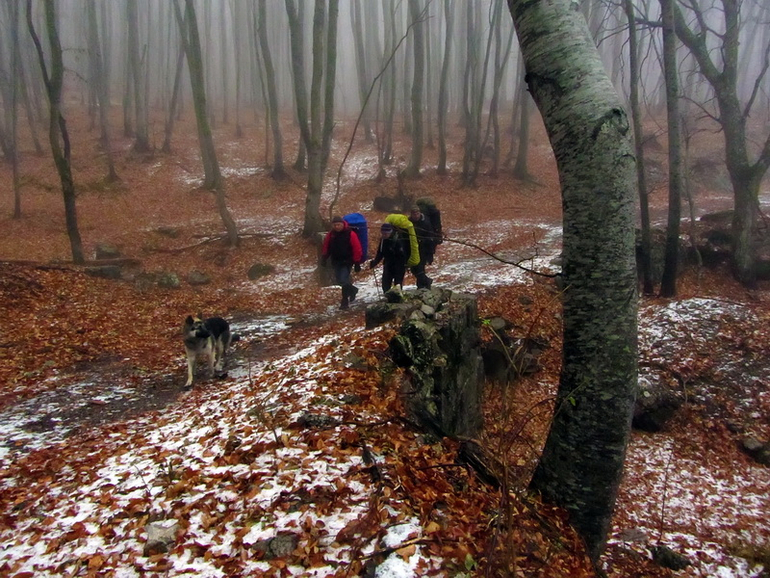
top-left (321, 216), bottom-right (363, 309)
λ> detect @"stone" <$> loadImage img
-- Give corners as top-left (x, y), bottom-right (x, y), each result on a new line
top-left (94, 242), bottom-right (121, 260)
top-left (143, 519), bottom-right (180, 556)
top-left (155, 226), bottom-right (180, 238)
top-left (740, 437), bottom-right (770, 466)
top-left (252, 532), bottom-right (299, 559)
top-left (187, 270), bottom-right (211, 285)
top-left (157, 272), bottom-right (181, 289)
top-left (84, 265), bottom-right (122, 280)
top-left (248, 263), bottom-right (275, 280)
top-left (632, 376), bottom-right (684, 432)
top-left (651, 545), bottom-right (691, 571)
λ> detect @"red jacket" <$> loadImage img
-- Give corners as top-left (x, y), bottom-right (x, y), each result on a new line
top-left (322, 222), bottom-right (363, 266)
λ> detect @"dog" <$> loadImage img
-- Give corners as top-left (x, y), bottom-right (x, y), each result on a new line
top-left (183, 315), bottom-right (239, 389)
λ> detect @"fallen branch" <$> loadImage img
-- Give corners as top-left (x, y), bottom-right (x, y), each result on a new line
top-left (152, 233), bottom-right (275, 254)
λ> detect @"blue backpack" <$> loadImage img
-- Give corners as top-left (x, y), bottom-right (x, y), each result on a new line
top-left (343, 213), bottom-right (368, 261)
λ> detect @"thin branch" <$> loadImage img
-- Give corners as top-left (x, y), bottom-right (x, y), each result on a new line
top-left (329, 3), bottom-right (430, 217)
top-left (443, 237), bottom-right (559, 278)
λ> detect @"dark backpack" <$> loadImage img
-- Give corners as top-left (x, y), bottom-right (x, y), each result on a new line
top-left (343, 212), bottom-right (368, 261)
top-left (416, 198), bottom-right (443, 244)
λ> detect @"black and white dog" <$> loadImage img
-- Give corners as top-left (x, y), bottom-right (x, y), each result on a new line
top-left (182, 315), bottom-right (238, 389)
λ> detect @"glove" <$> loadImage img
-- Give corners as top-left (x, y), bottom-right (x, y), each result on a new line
top-left (354, 263), bottom-right (361, 273)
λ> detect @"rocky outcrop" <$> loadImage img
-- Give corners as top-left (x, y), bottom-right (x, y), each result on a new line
top-left (367, 288), bottom-right (484, 438)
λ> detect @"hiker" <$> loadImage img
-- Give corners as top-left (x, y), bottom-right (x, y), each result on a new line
top-left (369, 222), bottom-right (411, 293)
top-left (408, 205), bottom-right (437, 289)
top-left (321, 215), bottom-right (363, 310)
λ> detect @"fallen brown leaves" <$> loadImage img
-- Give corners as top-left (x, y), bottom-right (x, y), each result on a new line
top-left (1, 109), bottom-right (768, 577)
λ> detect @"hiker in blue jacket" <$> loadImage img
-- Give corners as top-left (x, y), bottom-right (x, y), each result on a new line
top-left (369, 223), bottom-right (411, 293)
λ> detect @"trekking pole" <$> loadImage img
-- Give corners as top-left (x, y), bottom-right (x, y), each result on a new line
top-left (370, 263), bottom-right (382, 299)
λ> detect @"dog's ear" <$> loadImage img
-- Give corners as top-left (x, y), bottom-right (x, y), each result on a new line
top-left (185, 315), bottom-right (195, 324)
top-left (196, 311), bottom-right (204, 320)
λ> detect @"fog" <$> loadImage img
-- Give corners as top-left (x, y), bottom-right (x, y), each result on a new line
top-left (1, 0), bottom-right (769, 158)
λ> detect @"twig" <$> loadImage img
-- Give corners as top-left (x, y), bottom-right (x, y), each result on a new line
top-left (330, 5), bottom-right (430, 217)
top-left (442, 237), bottom-right (559, 278)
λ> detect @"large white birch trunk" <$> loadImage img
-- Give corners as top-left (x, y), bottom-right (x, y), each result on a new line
top-left (507, 0), bottom-right (639, 561)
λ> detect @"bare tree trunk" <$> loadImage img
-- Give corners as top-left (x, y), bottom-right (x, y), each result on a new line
top-left (220, 1), bottom-right (229, 126)
top-left (512, 84), bottom-right (531, 179)
top-left (481, 0), bottom-right (514, 178)
top-left (288, 0), bottom-right (339, 237)
top-left (174, 0), bottom-right (238, 247)
top-left (673, 0), bottom-right (770, 287)
top-left (461, 0), bottom-right (479, 182)
top-left (508, 0), bottom-right (638, 561)
top-left (351, 0), bottom-right (372, 142)
top-left (625, 0), bottom-right (653, 295)
top-left (162, 43), bottom-right (185, 154)
top-left (231, 0), bottom-right (243, 138)
top-left (257, 0), bottom-right (286, 179)
top-left (86, 0), bottom-right (118, 182)
top-left (27, 0), bottom-right (85, 264)
top-left (7, 0), bottom-right (22, 217)
top-left (127, 0), bottom-right (150, 152)
top-left (659, 0), bottom-right (683, 297)
top-left (405, 0), bottom-right (425, 178)
top-left (320, 0), bottom-right (339, 175)
top-left (285, 0), bottom-right (308, 171)
top-left (436, 0), bottom-right (454, 176)
top-left (382, 0), bottom-right (397, 166)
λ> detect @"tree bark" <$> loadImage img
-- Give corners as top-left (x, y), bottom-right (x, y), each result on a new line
top-left (285, 0), bottom-right (309, 171)
top-left (86, 0), bottom-right (119, 182)
top-left (624, 0), bottom-right (653, 295)
top-left (405, 0), bottom-right (425, 178)
top-left (673, 0), bottom-right (770, 287)
top-left (288, 0), bottom-right (338, 237)
top-left (351, 0), bottom-right (373, 142)
top-left (659, 0), bottom-right (682, 297)
top-left (161, 43), bottom-right (185, 154)
top-left (127, 0), bottom-right (150, 152)
top-left (257, 0), bottom-right (286, 179)
top-left (507, 0), bottom-right (638, 561)
top-left (174, 0), bottom-right (238, 247)
top-left (27, 0), bottom-right (85, 264)
top-left (436, 0), bottom-right (454, 176)
top-left (7, 0), bottom-right (21, 218)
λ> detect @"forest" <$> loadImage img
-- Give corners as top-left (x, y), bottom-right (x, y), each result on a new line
top-left (0, 0), bottom-right (769, 577)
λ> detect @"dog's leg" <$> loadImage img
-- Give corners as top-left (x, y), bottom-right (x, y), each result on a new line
top-left (215, 339), bottom-right (226, 373)
top-left (185, 350), bottom-right (196, 388)
top-left (205, 339), bottom-right (216, 379)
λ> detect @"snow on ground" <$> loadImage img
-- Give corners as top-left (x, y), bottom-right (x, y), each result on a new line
top-left (610, 297), bottom-right (770, 577)
top-left (2, 205), bottom-right (769, 575)
top-left (0, 329), bottom-right (444, 576)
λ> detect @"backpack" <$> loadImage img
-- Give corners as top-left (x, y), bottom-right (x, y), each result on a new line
top-left (385, 213), bottom-right (420, 267)
top-left (343, 212), bottom-right (368, 261)
top-left (416, 198), bottom-right (443, 244)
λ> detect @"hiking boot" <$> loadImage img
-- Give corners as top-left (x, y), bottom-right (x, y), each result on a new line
top-left (340, 295), bottom-right (350, 310)
top-left (349, 285), bottom-right (359, 303)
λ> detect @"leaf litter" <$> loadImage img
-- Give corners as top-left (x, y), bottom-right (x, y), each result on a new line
top-left (0, 114), bottom-right (768, 576)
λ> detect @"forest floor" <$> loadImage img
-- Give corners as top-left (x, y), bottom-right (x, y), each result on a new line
top-left (0, 111), bottom-right (769, 577)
